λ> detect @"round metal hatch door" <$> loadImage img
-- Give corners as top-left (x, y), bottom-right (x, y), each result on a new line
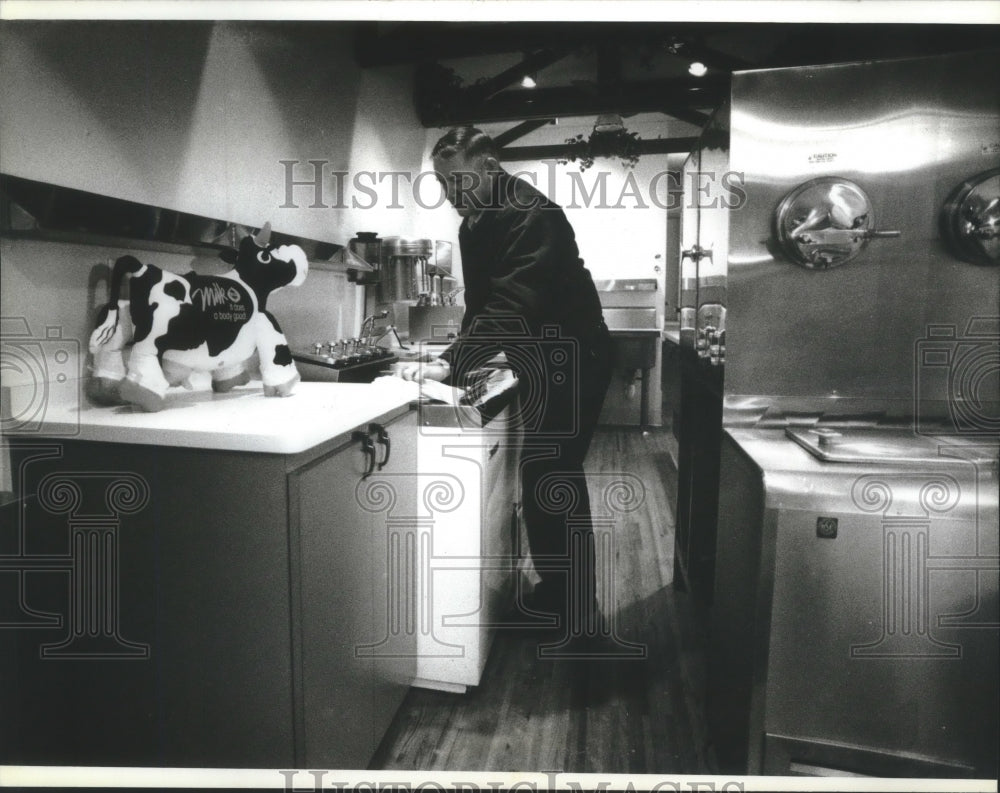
top-left (940, 168), bottom-right (1000, 266)
top-left (774, 177), bottom-right (901, 269)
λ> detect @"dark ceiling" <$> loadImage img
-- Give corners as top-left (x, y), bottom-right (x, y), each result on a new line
top-left (352, 22), bottom-right (998, 151)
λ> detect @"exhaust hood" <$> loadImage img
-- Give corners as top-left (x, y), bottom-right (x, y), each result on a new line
top-left (0, 173), bottom-right (346, 264)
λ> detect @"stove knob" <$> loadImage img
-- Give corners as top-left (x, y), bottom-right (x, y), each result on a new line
top-left (312, 343), bottom-right (324, 354)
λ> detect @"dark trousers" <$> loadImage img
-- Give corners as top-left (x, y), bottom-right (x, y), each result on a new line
top-left (516, 328), bottom-right (613, 630)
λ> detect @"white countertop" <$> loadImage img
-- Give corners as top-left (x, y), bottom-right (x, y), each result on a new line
top-left (3, 379), bottom-right (419, 455)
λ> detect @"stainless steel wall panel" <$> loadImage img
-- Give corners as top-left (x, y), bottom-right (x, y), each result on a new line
top-left (700, 51), bottom-right (1000, 779)
top-left (725, 51), bottom-right (1000, 418)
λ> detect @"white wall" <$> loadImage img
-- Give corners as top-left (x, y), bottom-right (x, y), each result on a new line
top-left (0, 21), bottom-right (452, 369)
top-left (500, 154), bottom-right (672, 283)
top-left (0, 22), bottom-right (438, 244)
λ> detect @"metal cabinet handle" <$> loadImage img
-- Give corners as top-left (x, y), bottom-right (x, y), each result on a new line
top-left (352, 430), bottom-right (377, 478)
top-left (369, 423), bottom-right (391, 470)
top-left (681, 245), bottom-right (713, 263)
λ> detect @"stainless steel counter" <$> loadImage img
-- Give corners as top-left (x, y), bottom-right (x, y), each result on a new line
top-left (709, 426), bottom-right (999, 777)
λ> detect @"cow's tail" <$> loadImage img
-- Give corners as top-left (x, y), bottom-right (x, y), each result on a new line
top-left (92, 255), bottom-right (144, 348)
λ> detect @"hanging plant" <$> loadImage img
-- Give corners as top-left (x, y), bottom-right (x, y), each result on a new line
top-left (557, 129), bottom-right (643, 171)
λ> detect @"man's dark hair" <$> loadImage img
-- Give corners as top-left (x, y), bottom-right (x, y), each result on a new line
top-left (431, 126), bottom-right (499, 161)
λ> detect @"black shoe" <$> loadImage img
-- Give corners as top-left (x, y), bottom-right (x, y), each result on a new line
top-left (536, 621), bottom-right (648, 661)
top-left (500, 586), bottom-right (606, 639)
top-left (499, 587), bottom-right (565, 631)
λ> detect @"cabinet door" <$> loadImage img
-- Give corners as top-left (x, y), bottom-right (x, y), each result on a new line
top-left (293, 431), bottom-right (377, 769)
top-left (481, 409), bottom-right (519, 626)
top-left (365, 410), bottom-right (418, 749)
top-left (293, 409), bottom-right (418, 770)
top-left (412, 406), bottom-right (520, 691)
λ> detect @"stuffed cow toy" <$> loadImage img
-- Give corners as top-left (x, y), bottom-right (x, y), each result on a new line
top-left (88, 223), bottom-right (307, 412)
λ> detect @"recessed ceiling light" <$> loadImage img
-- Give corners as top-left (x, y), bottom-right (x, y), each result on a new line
top-left (689, 62), bottom-right (708, 77)
top-left (520, 74), bottom-right (537, 89)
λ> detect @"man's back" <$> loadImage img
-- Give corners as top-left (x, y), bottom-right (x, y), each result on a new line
top-left (455, 170), bottom-right (605, 344)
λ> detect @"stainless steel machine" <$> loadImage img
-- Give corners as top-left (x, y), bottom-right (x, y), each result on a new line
top-left (673, 50), bottom-right (1000, 777)
top-left (365, 237), bottom-right (459, 342)
top-left (379, 236), bottom-right (433, 305)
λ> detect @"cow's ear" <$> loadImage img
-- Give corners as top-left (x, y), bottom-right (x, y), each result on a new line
top-left (219, 248), bottom-right (238, 265)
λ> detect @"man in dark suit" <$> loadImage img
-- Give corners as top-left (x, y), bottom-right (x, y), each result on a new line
top-left (403, 126), bottom-right (613, 644)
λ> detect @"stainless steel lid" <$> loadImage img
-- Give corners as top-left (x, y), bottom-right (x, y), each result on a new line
top-left (785, 426), bottom-right (999, 467)
top-left (382, 237), bottom-right (433, 256)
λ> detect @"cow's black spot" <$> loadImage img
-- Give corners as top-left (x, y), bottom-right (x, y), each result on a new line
top-left (156, 303), bottom-right (205, 357)
top-left (273, 344), bottom-right (292, 367)
top-left (156, 274), bottom-right (253, 357)
top-left (163, 279), bottom-right (186, 302)
top-left (129, 266), bottom-right (163, 344)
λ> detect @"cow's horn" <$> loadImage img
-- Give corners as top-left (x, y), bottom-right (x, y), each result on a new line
top-left (253, 222), bottom-right (272, 247)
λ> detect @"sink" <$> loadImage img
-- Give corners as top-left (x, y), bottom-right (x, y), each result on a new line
top-left (612, 335), bottom-right (658, 369)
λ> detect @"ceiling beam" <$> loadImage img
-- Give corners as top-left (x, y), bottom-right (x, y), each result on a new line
top-left (669, 39), bottom-right (754, 72)
top-left (661, 106), bottom-right (711, 127)
top-left (356, 22), bottom-right (999, 70)
top-left (493, 119), bottom-right (556, 148)
top-left (497, 137), bottom-right (700, 162)
top-left (596, 44), bottom-right (622, 85)
top-left (354, 22), bottom-right (752, 67)
top-left (465, 48), bottom-right (571, 104)
top-left (418, 73), bottom-right (727, 126)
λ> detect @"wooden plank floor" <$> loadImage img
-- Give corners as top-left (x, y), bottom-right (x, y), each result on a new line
top-left (371, 427), bottom-right (715, 774)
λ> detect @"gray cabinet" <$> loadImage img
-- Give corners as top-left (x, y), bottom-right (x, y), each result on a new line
top-left (2, 405), bottom-right (417, 768)
top-left (291, 409), bottom-right (417, 768)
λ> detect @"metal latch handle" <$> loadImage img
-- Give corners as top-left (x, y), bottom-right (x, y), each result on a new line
top-left (352, 430), bottom-right (377, 478)
top-left (793, 228), bottom-right (901, 245)
top-left (681, 245), bottom-right (713, 263)
top-left (369, 423), bottom-right (391, 469)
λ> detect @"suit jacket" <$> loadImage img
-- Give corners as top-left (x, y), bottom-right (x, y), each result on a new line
top-left (440, 170), bottom-right (606, 383)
